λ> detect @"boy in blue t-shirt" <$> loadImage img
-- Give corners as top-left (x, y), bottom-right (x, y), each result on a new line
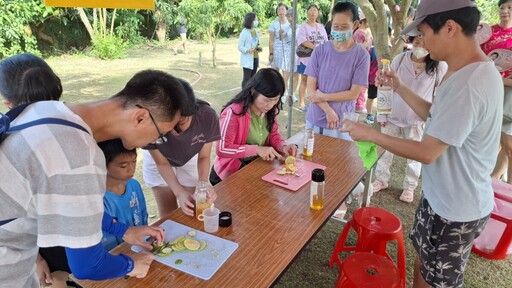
top-left (98, 139), bottom-right (149, 250)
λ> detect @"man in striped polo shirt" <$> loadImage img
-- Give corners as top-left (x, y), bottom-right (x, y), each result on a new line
top-left (0, 67), bottom-right (186, 287)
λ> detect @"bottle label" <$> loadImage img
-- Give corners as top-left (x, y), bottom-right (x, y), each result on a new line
top-left (310, 181), bottom-right (318, 206)
top-left (306, 138), bottom-right (314, 155)
top-left (377, 87), bottom-right (393, 114)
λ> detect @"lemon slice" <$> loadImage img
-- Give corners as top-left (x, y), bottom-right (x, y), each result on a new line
top-left (285, 156), bottom-right (296, 165)
top-left (183, 239), bottom-right (201, 251)
top-left (285, 164), bottom-right (298, 173)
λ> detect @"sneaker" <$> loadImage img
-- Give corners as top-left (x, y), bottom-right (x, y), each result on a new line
top-left (292, 94), bottom-right (298, 102)
top-left (365, 114), bottom-right (375, 125)
top-left (355, 108), bottom-right (367, 114)
top-left (171, 48), bottom-right (178, 55)
top-left (372, 180), bottom-right (388, 193)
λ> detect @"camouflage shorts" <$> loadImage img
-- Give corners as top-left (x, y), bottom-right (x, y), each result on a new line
top-left (410, 196), bottom-right (490, 288)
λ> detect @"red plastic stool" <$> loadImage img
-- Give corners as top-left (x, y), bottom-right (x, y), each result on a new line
top-left (336, 252), bottom-right (401, 288)
top-left (492, 179), bottom-right (512, 203)
top-left (472, 197), bottom-right (512, 259)
top-left (329, 207), bottom-right (406, 288)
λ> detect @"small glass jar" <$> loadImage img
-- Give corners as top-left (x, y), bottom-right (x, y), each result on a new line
top-left (303, 128), bottom-right (314, 157)
top-left (310, 168), bottom-right (325, 210)
top-left (194, 181), bottom-right (212, 220)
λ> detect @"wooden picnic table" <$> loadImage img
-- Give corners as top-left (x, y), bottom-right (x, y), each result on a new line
top-left (80, 134), bottom-right (382, 288)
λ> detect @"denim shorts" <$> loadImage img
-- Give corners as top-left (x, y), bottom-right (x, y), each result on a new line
top-left (410, 196), bottom-right (489, 288)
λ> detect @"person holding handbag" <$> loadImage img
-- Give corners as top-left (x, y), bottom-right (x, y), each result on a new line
top-left (296, 3), bottom-right (328, 111)
top-left (481, 0), bottom-right (512, 184)
top-left (372, 36), bottom-right (447, 203)
top-left (238, 12), bottom-right (261, 89)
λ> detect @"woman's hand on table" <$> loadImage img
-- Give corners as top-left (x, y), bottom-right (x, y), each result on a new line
top-left (123, 226), bottom-right (165, 250)
top-left (127, 252), bottom-right (155, 278)
top-left (176, 189), bottom-right (195, 217)
top-left (282, 144), bottom-right (298, 157)
top-left (340, 118), bottom-right (377, 142)
top-left (256, 146), bottom-right (283, 161)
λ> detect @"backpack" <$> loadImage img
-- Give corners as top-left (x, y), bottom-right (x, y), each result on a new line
top-left (0, 103), bottom-right (89, 226)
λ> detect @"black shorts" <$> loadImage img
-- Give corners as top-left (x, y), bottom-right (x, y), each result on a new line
top-left (367, 84), bottom-right (377, 99)
top-left (410, 196), bottom-right (489, 287)
top-left (39, 246), bottom-right (71, 273)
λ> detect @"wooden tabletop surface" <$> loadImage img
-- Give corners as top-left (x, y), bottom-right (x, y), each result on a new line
top-left (80, 134), bottom-right (376, 288)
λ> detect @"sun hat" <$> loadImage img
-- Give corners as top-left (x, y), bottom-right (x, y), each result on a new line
top-left (402, 0), bottom-right (477, 35)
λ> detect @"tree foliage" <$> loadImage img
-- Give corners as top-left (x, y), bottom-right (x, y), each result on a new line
top-left (179, 0), bottom-right (251, 67)
top-left (477, 0), bottom-right (499, 24)
top-left (0, 0), bottom-right (58, 58)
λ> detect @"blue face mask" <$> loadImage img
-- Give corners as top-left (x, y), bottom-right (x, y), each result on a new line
top-left (331, 29), bottom-right (353, 43)
top-left (253, 20), bottom-right (259, 28)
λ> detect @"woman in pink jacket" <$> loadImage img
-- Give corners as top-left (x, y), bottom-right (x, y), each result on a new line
top-left (210, 68), bottom-right (298, 185)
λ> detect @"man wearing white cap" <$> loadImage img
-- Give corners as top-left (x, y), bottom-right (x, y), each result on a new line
top-left (342, 1), bottom-right (502, 287)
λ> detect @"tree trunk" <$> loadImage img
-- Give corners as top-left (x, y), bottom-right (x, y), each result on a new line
top-left (110, 9), bottom-right (117, 37)
top-left (356, 0), bottom-right (412, 61)
top-left (206, 29), bottom-right (215, 68)
top-left (35, 23), bottom-right (55, 45)
top-left (156, 22), bottom-right (167, 43)
top-left (77, 8), bottom-right (94, 40)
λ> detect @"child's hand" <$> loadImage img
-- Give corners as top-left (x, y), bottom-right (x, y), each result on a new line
top-left (207, 187), bottom-right (217, 204)
top-left (123, 226), bottom-right (165, 250)
top-left (176, 190), bottom-right (195, 217)
top-left (126, 252), bottom-right (155, 278)
top-left (36, 254), bottom-right (52, 286)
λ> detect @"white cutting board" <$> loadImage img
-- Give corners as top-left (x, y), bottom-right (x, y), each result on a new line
top-left (131, 220), bottom-right (238, 280)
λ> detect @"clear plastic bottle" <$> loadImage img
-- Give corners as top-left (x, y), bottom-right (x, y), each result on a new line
top-left (377, 59), bottom-right (393, 115)
top-left (194, 181), bottom-right (211, 220)
top-left (310, 168), bottom-right (325, 210)
top-left (303, 128), bottom-right (314, 157)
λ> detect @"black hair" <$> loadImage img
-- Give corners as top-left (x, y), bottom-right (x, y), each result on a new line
top-left (276, 2), bottom-right (288, 15)
top-left (408, 36), bottom-right (440, 76)
top-left (97, 138), bottom-right (137, 166)
top-left (331, 1), bottom-right (359, 22)
top-left (307, 3), bottom-right (319, 12)
top-left (423, 7), bottom-right (480, 37)
top-left (222, 68), bottom-right (285, 132)
top-left (174, 78), bottom-right (210, 134)
top-left (0, 53), bottom-right (62, 107)
top-left (243, 12), bottom-right (256, 29)
top-left (111, 70), bottom-right (185, 122)
top-left (499, 0), bottom-right (512, 6)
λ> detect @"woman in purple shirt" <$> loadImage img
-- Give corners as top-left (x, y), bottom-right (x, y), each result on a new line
top-left (304, 2), bottom-right (369, 140)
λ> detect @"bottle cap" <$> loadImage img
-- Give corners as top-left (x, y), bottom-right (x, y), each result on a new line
top-left (219, 211), bottom-right (232, 227)
top-left (311, 168), bottom-right (325, 182)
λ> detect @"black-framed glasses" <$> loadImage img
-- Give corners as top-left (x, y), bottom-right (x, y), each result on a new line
top-left (135, 104), bottom-right (167, 144)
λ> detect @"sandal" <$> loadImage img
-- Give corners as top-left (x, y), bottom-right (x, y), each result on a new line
top-left (372, 180), bottom-right (388, 193)
top-left (399, 188), bottom-right (414, 203)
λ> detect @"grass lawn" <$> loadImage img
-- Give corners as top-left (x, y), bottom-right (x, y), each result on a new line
top-left (29, 36), bottom-right (512, 287)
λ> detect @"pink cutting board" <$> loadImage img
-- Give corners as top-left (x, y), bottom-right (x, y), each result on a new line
top-left (261, 159), bottom-right (326, 191)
